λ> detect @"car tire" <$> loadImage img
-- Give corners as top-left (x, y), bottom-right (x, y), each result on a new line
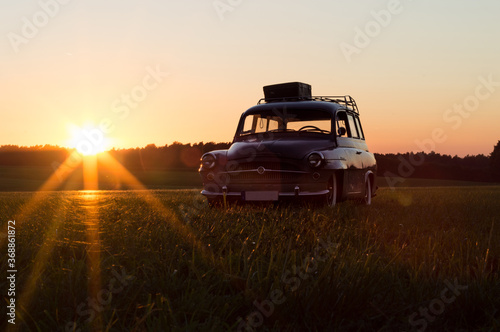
top-left (363, 177), bottom-right (372, 206)
top-left (326, 175), bottom-right (337, 207)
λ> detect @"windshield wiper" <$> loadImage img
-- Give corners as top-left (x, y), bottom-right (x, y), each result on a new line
top-left (267, 129), bottom-right (296, 133)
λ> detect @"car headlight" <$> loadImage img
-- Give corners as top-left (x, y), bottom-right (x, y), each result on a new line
top-left (201, 153), bottom-right (216, 169)
top-left (308, 152), bottom-right (324, 168)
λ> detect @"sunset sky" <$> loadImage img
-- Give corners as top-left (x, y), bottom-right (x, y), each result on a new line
top-left (1, 0), bottom-right (499, 157)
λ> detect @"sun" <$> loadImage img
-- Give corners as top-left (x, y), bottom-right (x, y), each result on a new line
top-left (68, 124), bottom-right (110, 156)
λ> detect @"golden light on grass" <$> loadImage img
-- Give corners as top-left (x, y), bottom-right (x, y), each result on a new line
top-left (98, 153), bottom-right (216, 265)
top-left (7, 151), bottom-right (83, 228)
top-left (83, 154), bottom-right (99, 191)
top-left (82, 154), bottom-right (103, 331)
top-left (5, 153), bottom-right (83, 332)
top-left (8, 143), bottom-right (216, 331)
top-left (11, 200), bottom-right (69, 332)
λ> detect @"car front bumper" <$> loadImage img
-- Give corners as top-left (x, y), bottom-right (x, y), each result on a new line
top-left (201, 185), bottom-right (329, 201)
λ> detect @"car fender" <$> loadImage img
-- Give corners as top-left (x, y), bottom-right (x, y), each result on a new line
top-left (324, 158), bottom-right (348, 170)
top-left (364, 170), bottom-right (376, 196)
top-left (322, 147), bottom-right (348, 170)
top-left (364, 170), bottom-right (374, 182)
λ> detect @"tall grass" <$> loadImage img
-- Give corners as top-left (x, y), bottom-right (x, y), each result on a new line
top-left (0, 187), bottom-right (498, 331)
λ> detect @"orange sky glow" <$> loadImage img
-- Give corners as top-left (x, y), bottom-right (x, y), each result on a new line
top-left (1, 1), bottom-right (499, 157)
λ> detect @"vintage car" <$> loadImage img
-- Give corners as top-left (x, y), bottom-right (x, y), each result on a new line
top-left (199, 82), bottom-right (377, 206)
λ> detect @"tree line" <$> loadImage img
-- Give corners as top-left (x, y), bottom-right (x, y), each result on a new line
top-left (0, 141), bottom-right (499, 182)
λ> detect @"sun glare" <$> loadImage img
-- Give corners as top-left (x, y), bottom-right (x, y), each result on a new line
top-left (68, 124), bottom-right (109, 156)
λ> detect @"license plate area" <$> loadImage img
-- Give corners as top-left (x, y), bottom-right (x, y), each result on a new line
top-left (244, 191), bottom-right (279, 201)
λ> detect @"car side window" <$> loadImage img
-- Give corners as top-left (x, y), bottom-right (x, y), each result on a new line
top-left (242, 115), bottom-right (279, 134)
top-left (336, 111), bottom-right (348, 137)
top-left (256, 117), bottom-right (278, 133)
top-left (354, 116), bottom-right (365, 140)
top-left (347, 113), bottom-right (359, 138)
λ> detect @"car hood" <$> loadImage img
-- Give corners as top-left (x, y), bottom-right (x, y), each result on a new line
top-left (227, 138), bottom-right (333, 161)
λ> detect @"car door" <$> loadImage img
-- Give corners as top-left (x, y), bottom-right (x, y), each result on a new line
top-left (336, 111), bottom-right (364, 194)
top-left (345, 113), bottom-right (365, 194)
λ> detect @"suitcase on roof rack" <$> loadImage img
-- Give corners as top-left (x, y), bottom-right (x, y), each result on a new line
top-left (263, 82), bottom-right (312, 102)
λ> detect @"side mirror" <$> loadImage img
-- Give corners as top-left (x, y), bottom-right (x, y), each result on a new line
top-left (337, 127), bottom-right (346, 137)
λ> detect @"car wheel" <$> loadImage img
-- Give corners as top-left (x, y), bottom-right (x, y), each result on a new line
top-left (326, 175), bottom-right (337, 207)
top-left (363, 177), bottom-right (372, 206)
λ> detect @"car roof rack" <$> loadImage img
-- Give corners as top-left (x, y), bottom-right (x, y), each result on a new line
top-left (257, 95), bottom-right (359, 114)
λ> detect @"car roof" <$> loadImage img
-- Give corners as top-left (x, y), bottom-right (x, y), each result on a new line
top-left (242, 100), bottom-right (356, 117)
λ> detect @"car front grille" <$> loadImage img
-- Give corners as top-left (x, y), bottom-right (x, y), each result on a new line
top-left (225, 160), bottom-right (307, 183)
top-left (229, 161), bottom-right (300, 172)
top-left (228, 170), bottom-right (303, 182)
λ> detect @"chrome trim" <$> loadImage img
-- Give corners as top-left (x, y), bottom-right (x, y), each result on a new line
top-left (279, 190), bottom-right (329, 197)
top-left (224, 169), bottom-right (307, 175)
top-left (201, 189), bottom-right (329, 197)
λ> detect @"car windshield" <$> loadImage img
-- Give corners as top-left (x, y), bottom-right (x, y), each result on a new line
top-left (238, 109), bottom-right (332, 137)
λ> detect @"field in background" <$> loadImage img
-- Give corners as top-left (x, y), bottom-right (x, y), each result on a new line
top-left (0, 165), bottom-right (496, 192)
top-left (0, 186), bottom-right (498, 331)
top-left (375, 176), bottom-right (496, 188)
top-left (0, 166), bottom-right (202, 191)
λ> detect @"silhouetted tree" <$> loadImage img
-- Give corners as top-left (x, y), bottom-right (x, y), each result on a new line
top-left (490, 140), bottom-right (500, 181)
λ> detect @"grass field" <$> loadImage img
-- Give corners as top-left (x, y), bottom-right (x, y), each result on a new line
top-left (1, 187), bottom-right (499, 331)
